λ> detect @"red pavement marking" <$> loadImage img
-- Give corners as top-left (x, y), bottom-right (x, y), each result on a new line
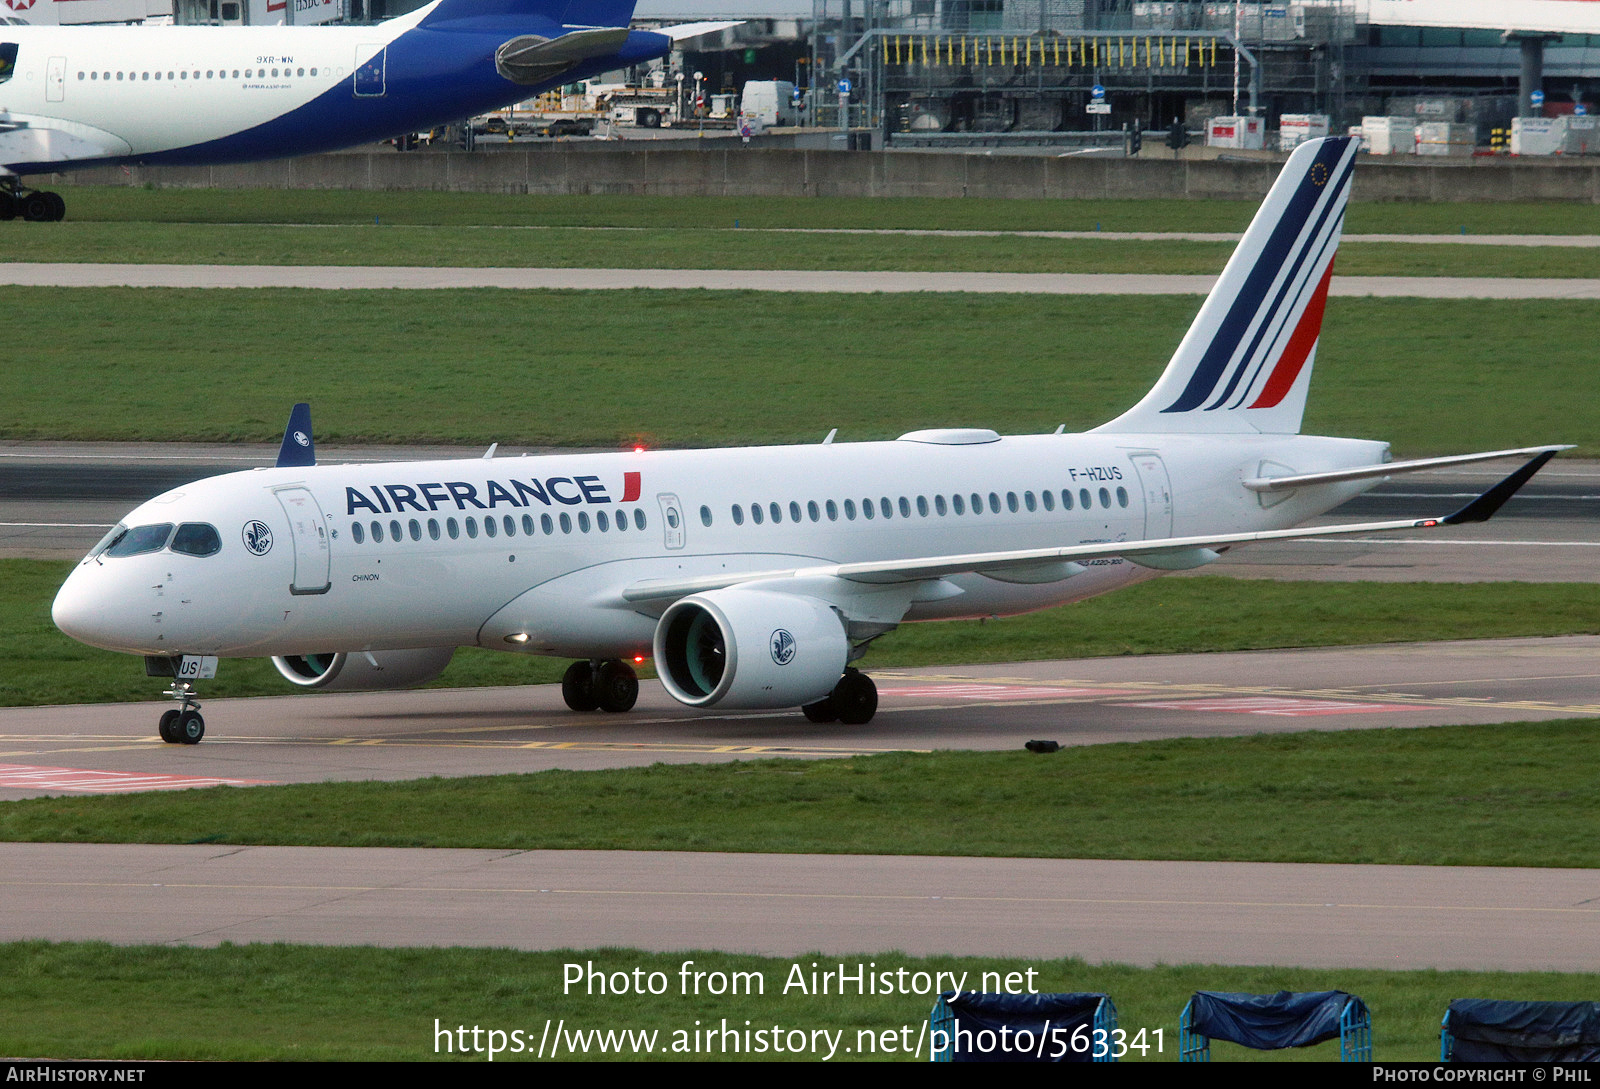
top-left (0, 763), bottom-right (270, 794)
top-left (882, 684), bottom-right (1140, 701)
top-left (1124, 696), bottom-right (1407, 717)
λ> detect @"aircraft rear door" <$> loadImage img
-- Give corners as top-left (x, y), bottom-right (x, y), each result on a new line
top-left (46, 56), bottom-right (65, 102)
top-left (275, 486), bottom-right (332, 595)
top-left (354, 46), bottom-right (386, 97)
top-left (657, 493), bottom-right (685, 549)
top-left (1130, 453), bottom-right (1173, 538)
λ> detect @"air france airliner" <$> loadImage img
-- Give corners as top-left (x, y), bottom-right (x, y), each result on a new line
top-left (0, 0), bottom-right (703, 220)
top-left (52, 137), bottom-right (1567, 744)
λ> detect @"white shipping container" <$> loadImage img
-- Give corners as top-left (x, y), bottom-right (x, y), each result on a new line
top-left (1279, 113), bottom-right (1330, 150)
top-left (1207, 116), bottom-right (1265, 150)
top-left (1347, 124), bottom-right (1369, 152)
top-left (1363, 116), bottom-right (1416, 155)
top-left (1511, 117), bottom-right (1562, 156)
top-left (1416, 122), bottom-right (1475, 156)
top-left (1559, 115), bottom-right (1600, 155)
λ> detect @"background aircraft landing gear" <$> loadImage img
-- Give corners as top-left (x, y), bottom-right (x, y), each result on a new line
top-left (802, 667), bottom-right (878, 726)
top-left (157, 682), bottom-right (205, 744)
top-left (561, 659), bottom-right (639, 713)
top-left (1, 183), bottom-right (65, 222)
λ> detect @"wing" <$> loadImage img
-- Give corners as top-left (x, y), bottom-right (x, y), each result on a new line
top-left (623, 447), bottom-right (1563, 608)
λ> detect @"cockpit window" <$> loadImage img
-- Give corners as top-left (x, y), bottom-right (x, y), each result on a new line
top-left (0, 45), bottom-right (17, 86)
top-left (86, 523), bottom-right (127, 560)
top-left (103, 523), bottom-right (174, 558)
top-left (170, 522), bottom-right (222, 557)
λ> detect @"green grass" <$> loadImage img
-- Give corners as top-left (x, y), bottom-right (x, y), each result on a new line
top-left (5, 941), bottom-right (1596, 1060)
top-left (8, 222), bottom-right (1600, 278)
top-left (4, 722), bottom-right (1599, 867)
top-left (51, 185), bottom-right (1600, 234)
top-left (0, 288), bottom-right (1591, 452)
top-left (10, 560), bottom-right (1599, 705)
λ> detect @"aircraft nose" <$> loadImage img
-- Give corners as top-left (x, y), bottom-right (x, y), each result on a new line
top-left (52, 564), bottom-right (145, 653)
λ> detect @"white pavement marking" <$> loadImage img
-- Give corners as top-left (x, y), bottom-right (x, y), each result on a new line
top-left (5, 263), bottom-right (1600, 298)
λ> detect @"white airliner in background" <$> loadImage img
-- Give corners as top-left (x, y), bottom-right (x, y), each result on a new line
top-left (0, 0), bottom-right (712, 220)
top-left (53, 137), bottom-right (1566, 744)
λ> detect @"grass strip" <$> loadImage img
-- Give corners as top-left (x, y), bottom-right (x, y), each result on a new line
top-left (0, 289), bottom-right (1591, 453)
top-left (8, 222), bottom-right (1600, 279)
top-left (53, 185), bottom-right (1600, 235)
top-left (7, 940), bottom-right (1598, 1062)
top-left (7, 561), bottom-right (1597, 706)
top-left (2, 941), bottom-right (1596, 1061)
top-left (3, 721), bottom-right (1598, 868)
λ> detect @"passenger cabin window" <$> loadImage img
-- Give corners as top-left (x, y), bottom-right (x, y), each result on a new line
top-left (170, 523), bottom-right (222, 557)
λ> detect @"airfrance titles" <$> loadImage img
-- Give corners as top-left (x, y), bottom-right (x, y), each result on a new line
top-left (346, 471), bottom-right (642, 517)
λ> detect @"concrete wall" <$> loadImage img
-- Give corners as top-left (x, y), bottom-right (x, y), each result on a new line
top-left (57, 148), bottom-right (1600, 203)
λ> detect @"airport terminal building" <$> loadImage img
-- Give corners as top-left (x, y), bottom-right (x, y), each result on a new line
top-left (9, 0), bottom-right (1600, 144)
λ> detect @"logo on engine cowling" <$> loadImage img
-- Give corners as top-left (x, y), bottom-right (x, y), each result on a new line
top-left (242, 520), bottom-right (273, 556)
top-left (770, 628), bottom-right (796, 666)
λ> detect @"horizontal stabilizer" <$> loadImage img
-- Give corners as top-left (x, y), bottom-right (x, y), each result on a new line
top-left (658, 20), bottom-right (742, 41)
top-left (276, 403), bottom-right (316, 469)
top-left (496, 27), bottom-right (631, 84)
top-left (1243, 445), bottom-right (1572, 492)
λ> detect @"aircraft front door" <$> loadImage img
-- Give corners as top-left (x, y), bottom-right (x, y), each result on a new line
top-left (354, 46), bottom-right (386, 97)
top-left (1130, 453), bottom-right (1174, 538)
top-left (657, 493), bottom-right (685, 550)
top-left (275, 486), bottom-right (332, 595)
top-left (46, 56), bottom-right (65, 103)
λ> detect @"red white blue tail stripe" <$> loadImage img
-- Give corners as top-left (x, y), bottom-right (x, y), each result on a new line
top-left (1098, 136), bottom-right (1357, 436)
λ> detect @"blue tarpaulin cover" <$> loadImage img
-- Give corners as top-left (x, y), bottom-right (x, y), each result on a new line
top-left (1448, 1000), bottom-right (1600, 1063)
top-left (943, 992), bottom-right (1104, 1063)
top-left (1188, 990), bottom-right (1356, 1050)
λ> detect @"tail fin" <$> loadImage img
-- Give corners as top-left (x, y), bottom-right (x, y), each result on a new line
top-left (1095, 136), bottom-right (1357, 436)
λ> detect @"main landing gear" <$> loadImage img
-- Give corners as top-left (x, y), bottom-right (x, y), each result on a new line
top-left (0, 182), bottom-right (66, 222)
top-left (801, 667), bottom-right (878, 726)
top-left (562, 659), bottom-right (640, 713)
top-left (156, 681), bottom-right (205, 745)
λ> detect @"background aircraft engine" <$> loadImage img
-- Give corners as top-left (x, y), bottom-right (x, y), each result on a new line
top-left (654, 589), bottom-right (848, 709)
top-left (271, 648), bottom-right (455, 691)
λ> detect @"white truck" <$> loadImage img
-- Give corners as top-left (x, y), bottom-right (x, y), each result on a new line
top-left (740, 80), bottom-right (799, 127)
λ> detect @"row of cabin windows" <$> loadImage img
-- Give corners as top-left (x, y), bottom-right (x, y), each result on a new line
top-left (707, 486), bottom-right (1130, 528)
top-left (349, 507), bottom-right (649, 546)
top-left (77, 67), bottom-right (320, 82)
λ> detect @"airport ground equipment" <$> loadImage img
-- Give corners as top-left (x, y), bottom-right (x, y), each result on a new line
top-left (929, 992), bottom-right (1117, 1062)
top-left (1441, 1000), bottom-right (1600, 1062)
top-left (1178, 990), bottom-right (1371, 1062)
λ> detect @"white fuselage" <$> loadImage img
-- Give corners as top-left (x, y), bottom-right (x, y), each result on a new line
top-left (0, 16), bottom-right (422, 166)
top-left (52, 430), bottom-right (1387, 661)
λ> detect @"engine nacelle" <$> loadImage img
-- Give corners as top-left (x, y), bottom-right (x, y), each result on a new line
top-left (272, 647), bottom-right (455, 692)
top-left (654, 588), bottom-right (848, 709)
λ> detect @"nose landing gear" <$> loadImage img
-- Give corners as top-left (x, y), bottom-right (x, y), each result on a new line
top-left (157, 682), bottom-right (205, 744)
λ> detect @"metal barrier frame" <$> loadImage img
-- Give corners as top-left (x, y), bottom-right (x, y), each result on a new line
top-left (929, 994), bottom-right (1118, 1062)
top-left (1178, 994), bottom-right (1372, 1062)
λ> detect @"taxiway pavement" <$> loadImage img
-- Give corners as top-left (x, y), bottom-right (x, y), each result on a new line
top-left (3, 843), bottom-right (1596, 970)
top-left (2, 636), bottom-right (1595, 800)
top-left (6, 263), bottom-right (1600, 298)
